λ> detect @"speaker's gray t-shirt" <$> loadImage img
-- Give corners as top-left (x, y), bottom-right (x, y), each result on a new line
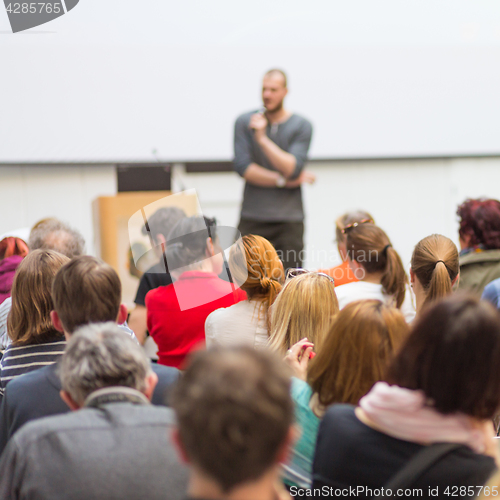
top-left (233, 111), bottom-right (313, 222)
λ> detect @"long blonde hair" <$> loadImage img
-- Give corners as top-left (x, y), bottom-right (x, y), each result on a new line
top-left (229, 235), bottom-right (283, 328)
top-left (411, 234), bottom-right (459, 308)
top-left (307, 300), bottom-right (409, 406)
top-left (268, 273), bottom-right (339, 354)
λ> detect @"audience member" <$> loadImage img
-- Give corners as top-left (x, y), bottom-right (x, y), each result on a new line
top-left (313, 295), bottom-right (500, 494)
top-left (335, 223), bottom-right (415, 321)
top-left (171, 346), bottom-right (294, 500)
top-left (319, 210), bottom-right (375, 286)
top-left (0, 236), bottom-right (29, 304)
top-left (283, 300), bottom-right (408, 489)
top-left (0, 218), bottom-right (86, 349)
top-left (205, 234), bottom-right (284, 349)
top-left (0, 250), bottom-right (69, 395)
top-left (268, 271), bottom-right (338, 355)
top-left (129, 206), bottom-right (186, 344)
top-left (0, 256), bottom-right (179, 454)
top-left (28, 218), bottom-right (85, 258)
top-left (147, 216), bottom-right (247, 368)
top-left (0, 323), bottom-right (188, 500)
top-left (410, 234), bottom-right (459, 314)
top-left (457, 198), bottom-right (500, 296)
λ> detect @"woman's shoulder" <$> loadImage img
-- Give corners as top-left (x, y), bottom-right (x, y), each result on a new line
top-left (335, 282), bottom-right (384, 308)
top-left (207, 300), bottom-right (252, 321)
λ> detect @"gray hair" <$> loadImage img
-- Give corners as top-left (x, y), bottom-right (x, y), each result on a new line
top-left (60, 322), bottom-right (152, 405)
top-left (29, 219), bottom-right (86, 258)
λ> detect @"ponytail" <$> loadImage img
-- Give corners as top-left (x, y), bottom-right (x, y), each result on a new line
top-left (411, 234), bottom-right (459, 307)
top-left (346, 225), bottom-right (408, 309)
top-left (259, 276), bottom-right (282, 312)
top-left (424, 261), bottom-right (452, 307)
top-left (381, 246), bottom-right (407, 309)
top-left (229, 235), bottom-right (284, 329)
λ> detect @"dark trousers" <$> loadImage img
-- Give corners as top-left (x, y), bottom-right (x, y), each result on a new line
top-left (238, 218), bottom-right (304, 272)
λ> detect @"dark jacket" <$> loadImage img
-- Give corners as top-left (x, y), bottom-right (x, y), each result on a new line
top-left (458, 249), bottom-right (500, 297)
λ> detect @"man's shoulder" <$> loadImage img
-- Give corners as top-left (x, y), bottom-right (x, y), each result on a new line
top-left (151, 363), bottom-right (180, 384)
top-left (12, 404), bottom-right (177, 449)
top-left (288, 113), bottom-right (313, 130)
top-left (5, 364), bottom-right (57, 397)
top-left (145, 283), bottom-right (173, 304)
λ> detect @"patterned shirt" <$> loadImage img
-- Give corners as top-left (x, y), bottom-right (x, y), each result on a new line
top-left (0, 335), bottom-right (66, 397)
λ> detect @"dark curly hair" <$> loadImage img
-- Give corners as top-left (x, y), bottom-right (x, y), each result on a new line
top-left (457, 198), bottom-right (500, 250)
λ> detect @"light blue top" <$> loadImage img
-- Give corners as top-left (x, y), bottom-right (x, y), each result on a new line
top-left (282, 377), bottom-right (321, 489)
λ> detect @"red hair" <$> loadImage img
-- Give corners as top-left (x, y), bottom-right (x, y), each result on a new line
top-left (0, 237), bottom-right (29, 260)
top-left (457, 199), bottom-right (500, 250)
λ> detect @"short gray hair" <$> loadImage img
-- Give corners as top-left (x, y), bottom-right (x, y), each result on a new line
top-left (60, 322), bottom-right (152, 405)
top-left (29, 219), bottom-right (85, 258)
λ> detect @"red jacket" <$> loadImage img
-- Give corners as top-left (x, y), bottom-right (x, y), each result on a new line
top-left (146, 271), bottom-right (247, 369)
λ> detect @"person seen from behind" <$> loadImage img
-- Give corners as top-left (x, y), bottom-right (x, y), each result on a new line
top-left (205, 234), bottom-right (284, 349)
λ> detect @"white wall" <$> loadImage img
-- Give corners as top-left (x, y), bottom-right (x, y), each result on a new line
top-left (0, 166), bottom-right (116, 255)
top-left (2, 158), bottom-right (500, 273)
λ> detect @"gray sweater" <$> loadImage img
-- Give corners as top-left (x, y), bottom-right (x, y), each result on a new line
top-left (233, 111), bottom-right (313, 222)
top-left (0, 401), bottom-right (188, 500)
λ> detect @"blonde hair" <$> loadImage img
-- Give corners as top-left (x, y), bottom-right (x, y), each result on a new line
top-left (268, 273), bottom-right (339, 354)
top-left (411, 234), bottom-right (459, 308)
top-left (229, 235), bottom-right (283, 328)
top-left (307, 300), bottom-right (409, 406)
top-left (8, 249), bottom-right (70, 345)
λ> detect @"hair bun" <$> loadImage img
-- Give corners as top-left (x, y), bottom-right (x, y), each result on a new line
top-left (260, 277), bottom-right (272, 289)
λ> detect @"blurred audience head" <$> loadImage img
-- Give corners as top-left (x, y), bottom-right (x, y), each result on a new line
top-left (457, 198), bottom-right (500, 251)
top-left (346, 224), bottom-right (408, 308)
top-left (308, 300), bottom-right (408, 407)
top-left (229, 234), bottom-right (284, 317)
top-left (171, 346), bottom-right (294, 495)
top-left (60, 323), bottom-right (155, 408)
top-left (8, 249), bottom-right (70, 345)
top-left (52, 256), bottom-right (125, 334)
top-left (0, 237), bottom-right (29, 260)
top-left (269, 272), bottom-right (338, 354)
top-left (166, 216), bottom-right (222, 278)
top-left (141, 206), bottom-right (187, 247)
top-left (411, 234), bottom-right (459, 311)
top-left (29, 218), bottom-right (85, 258)
top-left (387, 294), bottom-right (500, 419)
top-left (335, 210), bottom-right (374, 261)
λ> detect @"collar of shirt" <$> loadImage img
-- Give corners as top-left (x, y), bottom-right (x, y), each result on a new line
top-left (84, 387), bottom-right (150, 408)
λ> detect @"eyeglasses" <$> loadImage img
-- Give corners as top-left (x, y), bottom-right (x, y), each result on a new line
top-left (341, 218), bottom-right (374, 235)
top-left (286, 268), bottom-right (335, 285)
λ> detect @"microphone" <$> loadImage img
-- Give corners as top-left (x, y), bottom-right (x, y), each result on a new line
top-left (251, 107), bottom-right (267, 131)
